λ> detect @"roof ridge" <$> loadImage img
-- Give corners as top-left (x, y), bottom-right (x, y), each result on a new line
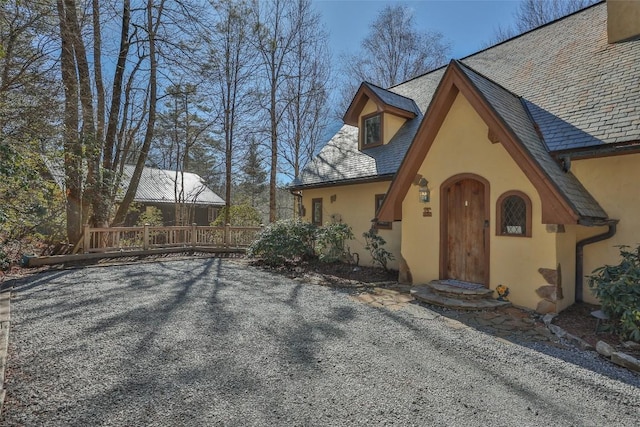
top-left (454, 60), bottom-right (522, 100)
top-left (389, 1), bottom-right (605, 90)
top-left (460, 1), bottom-right (604, 61)
top-left (364, 81), bottom-right (419, 104)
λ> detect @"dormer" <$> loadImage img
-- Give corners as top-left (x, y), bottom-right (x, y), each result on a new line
top-left (343, 82), bottom-right (419, 150)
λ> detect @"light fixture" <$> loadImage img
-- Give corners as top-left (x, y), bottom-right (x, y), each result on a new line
top-left (418, 177), bottom-right (430, 203)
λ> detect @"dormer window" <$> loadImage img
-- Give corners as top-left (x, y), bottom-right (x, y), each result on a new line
top-left (362, 112), bottom-right (382, 148)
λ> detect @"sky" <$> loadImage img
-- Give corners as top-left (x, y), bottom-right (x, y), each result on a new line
top-left (312, 0), bottom-right (522, 61)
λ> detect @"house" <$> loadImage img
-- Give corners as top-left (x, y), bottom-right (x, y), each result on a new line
top-left (119, 165), bottom-right (225, 226)
top-left (291, 1), bottom-right (640, 313)
top-left (47, 162), bottom-right (225, 226)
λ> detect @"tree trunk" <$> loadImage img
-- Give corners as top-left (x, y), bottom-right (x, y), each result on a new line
top-left (57, 0), bottom-right (82, 243)
top-left (112, 0), bottom-right (162, 225)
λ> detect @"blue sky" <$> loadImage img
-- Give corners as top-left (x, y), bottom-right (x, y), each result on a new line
top-left (313, 0), bottom-right (521, 61)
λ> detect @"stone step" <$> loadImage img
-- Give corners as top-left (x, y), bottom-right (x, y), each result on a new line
top-left (411, 287), bottom-right (511, 311)
top-left (427, 280), bottom-right (495, 300)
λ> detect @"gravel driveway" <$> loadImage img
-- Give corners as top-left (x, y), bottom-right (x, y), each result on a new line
top-left (3, 258), bottom-right (639, 426)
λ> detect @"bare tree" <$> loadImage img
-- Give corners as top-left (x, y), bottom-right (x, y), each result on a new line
top-left (280, 0), bottom-right (330, 190)
top-left (206, 0), bottom-right (255, 225)
top-left (487, 0), bottom-right (599, 45)
top-left (252, 0), bottom-right (297, 223)
top-left (338, 4), bottom-right (450, 114)
top-left (252, 0), bottom-right (329, 222)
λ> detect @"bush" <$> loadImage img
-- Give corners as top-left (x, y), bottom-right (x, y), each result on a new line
top-left (315, 222), bottom-right (354, 263)
top-left (135, 206), bottom-right (164, 226)
top-left (362, 230), bottom-right (394, 272)
top-left (247, 219), bottom-right (316, 265)
top-left (588, 245), bottom-right (640, 342)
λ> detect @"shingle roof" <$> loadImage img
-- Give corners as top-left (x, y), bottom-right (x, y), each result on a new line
top-left (456, 61), bottom-right (607, 219)
top-left (119, 165), bottom-right (224, 206)
top-left (363, 82), bottom-right (421, 116)
top-left (461, 3), bottom-right (640, 151)
top-left (297, 2), bottom-right (639, 193)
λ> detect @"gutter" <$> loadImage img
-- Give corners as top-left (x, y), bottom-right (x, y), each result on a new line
top-left (575, 219), bottom-right (619, 302)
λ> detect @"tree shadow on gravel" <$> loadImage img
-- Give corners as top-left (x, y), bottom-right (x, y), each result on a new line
top-left (370, 301), bottom-right (640, 389)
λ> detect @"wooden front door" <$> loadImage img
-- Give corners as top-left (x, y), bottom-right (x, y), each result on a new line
top-left (444, 177), bottom-right (488, 286)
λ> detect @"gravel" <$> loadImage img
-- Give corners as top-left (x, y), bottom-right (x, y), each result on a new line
top-left (3, 258), bottom-right (639, 426)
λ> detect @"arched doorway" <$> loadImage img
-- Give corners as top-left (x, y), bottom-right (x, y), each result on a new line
top-left (439, 173), bottom-right (490, 287)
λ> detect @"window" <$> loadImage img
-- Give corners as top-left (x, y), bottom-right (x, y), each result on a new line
top-left (361, 113), bottom-right (382, 147)
top-left (496, 191), bottom-right (532, 237)
top-left (374, 194), bottom-right (391, 229)
top-left (312, 198), bottom-right (323, 226)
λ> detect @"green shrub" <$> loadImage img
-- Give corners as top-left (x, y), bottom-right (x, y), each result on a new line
top-left (135, 206), bottom-right (164, 226)
top-left (362, 230), bottom-right (394, 271)
top-left (247, 219), bottom-right (316, 265)
top-left (315, 222), bottom-right (354, 263)
top-left (588, 245), bottom-right (640, 342)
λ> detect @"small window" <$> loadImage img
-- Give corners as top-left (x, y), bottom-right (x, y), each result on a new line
top-left (312, 198), bottom-right (323, 226)
top-left (496, 191), bottom-right (532, 237)
top-left (374, 194), bottom-right (391, 229)
top-left (361, 113), bottom-right (382, 147)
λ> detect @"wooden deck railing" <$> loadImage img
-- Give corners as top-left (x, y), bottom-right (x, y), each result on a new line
top-left (81, 224), bottom-right (262, 254)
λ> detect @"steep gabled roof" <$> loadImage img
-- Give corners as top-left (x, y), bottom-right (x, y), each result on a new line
top-left (378, 61), bottom-right (607, 224)
top-left (297, 2), bottom-right (640, 190)
top-left (343, 82), bottom-right (420, 126)
top-left (462, 2), bottom-right (640, 151)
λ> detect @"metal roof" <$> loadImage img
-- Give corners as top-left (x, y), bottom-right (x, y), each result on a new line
top-left (119, 165), bottom-right (224, 206)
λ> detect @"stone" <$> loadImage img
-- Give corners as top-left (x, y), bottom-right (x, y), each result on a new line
top-left (622, 341), bottom-right (640, 351)
top-left (565, 333), bottom-right (593, 351)
top-left (373, 287), bottom-right (398, 296)
top-left (611, 352), bottom-right (640, 372)
top-left (538, 268), bottom-right (557, 285)
top-left (548, 324), bottom-right (567, 338)
top-left (535, 299), bottom-right (556, 315)
top-left (393, 294), bottom-right (414, 303)
top-left (357, 294), bottom-right (375, 303)
top-left (398, 256), bottom-right (412, 284)
top-left (596, 340), bottom-right (615, 358)
top-left (542, 313), bottom-right (556, 326)
top-left (536, 285), bottom-right (557, 301)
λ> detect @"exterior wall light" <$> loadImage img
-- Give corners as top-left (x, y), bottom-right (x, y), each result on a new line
top-left (419, 177), bottom-right (430, 203)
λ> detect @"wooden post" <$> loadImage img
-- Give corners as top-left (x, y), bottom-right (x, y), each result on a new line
top-left (191, 223), bottom-right (197, 247)
top-left (83, 224), bottom-right (91, 254)
top-left (224, 223), bottom-right (231, 247)
top-left (143, 223), bottom-right (150, 250)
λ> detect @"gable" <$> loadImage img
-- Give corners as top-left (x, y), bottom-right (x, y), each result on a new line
top-left (377, 61), bottom-right (607, 224)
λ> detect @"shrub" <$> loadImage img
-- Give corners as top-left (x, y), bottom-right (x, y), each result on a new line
top-left (247, 219), bottom-right (316, 265)
top-left (135, 206), bottom-right (164, 226)
top-left (587, 245), bottom-right (640, 342)
top-left (362, 230), bottom-right (394, 271)
top-left (315, 222), bottom-right (354, 263)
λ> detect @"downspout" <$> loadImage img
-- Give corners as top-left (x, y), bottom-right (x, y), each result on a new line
top-left (575, 219), bottom-right (619, 302)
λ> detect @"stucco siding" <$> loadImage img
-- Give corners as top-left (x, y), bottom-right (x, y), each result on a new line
top-left (401, 93), bottom-right (559, 310)
top-left (300, 181), bottom-right (400, 270)
top-left (571, 153), bottom-right (640, 303)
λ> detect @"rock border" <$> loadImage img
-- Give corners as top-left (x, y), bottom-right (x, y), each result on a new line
top-left (543, 313), bottom-right (640, 373)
